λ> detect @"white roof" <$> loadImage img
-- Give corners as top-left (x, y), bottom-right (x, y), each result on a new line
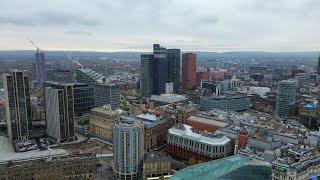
top-left (187, 116), bottom-right (228, 127)
top-left (168, 124), bottom-right (231, 146)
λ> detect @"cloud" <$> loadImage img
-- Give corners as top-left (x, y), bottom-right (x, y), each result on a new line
top-left (0, 12), bottom-right (101, 27)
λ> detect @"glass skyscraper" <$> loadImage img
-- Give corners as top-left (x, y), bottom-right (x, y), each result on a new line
top-left (276, 80), bottom-right (297, 117)
top-left (153, 44), bottom-right (167, 95)
top-left (3, 70), bottom-right (32, 141)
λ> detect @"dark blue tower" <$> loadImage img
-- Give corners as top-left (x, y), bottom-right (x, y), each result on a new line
top-left (153, 44), bottom-right (166, 95)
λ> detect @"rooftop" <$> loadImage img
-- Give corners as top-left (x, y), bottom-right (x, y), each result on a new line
top-left (170, 155), bottom-right (271, 180)
top-left (168, 124), bottom-right (231, 146)
top-left (148, 94), bottom-right (187, 103)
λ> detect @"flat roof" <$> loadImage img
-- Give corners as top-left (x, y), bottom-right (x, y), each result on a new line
top-left (168, 124), bottom-right (231, 146)
top-left (0, 136), bottom-right (67, 162)
top-left (187, 115), bottom-right (229, 127)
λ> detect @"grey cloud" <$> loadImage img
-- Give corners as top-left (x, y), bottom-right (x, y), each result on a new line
top-left (0, 12), bottom-right (101, 27)
top-left (199, 16), bottom-right (219, 24)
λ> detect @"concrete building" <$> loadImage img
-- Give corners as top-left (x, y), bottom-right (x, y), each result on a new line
top-left (3, 70), bottom-right (32, 141)
top-left (147, 94), bottom-right (188, 107)
top-left (271, 146), bottom-right (320, 180)
top-left (166, 124), bottom-right (233, 164)
top-left (276, 80), bottom-right (296, 117)
top-left (153, 44), bottom-right (167, 95)
top-left (200, 92), bottom-right (251, 111)
top-left (166, 48), bottom-right (181, 93)
top-left (140, 54), bottom-right (154, 98)
top-left (186, 114), bottom-right (229, 133)
top-left (45, 83), bottom-right (75, 142)
top-left (181, 53), bottom-right (197, 91)
top-left (299, 102), bottom-right (319, 130)
top-left (94, 82), bottom-right (120, 110)
top-left (0, 153), bottom-right (97, 180)
top-left (157, 103), bottom-right (199, 124)
top-left (200, 81), bottom-right (222, 96)
top-left (113, 119), bottom-right (144, 180)
top-left (89, 105), bottom-right (124, 140)
top-left (143, 151), bottom-right (172, 180)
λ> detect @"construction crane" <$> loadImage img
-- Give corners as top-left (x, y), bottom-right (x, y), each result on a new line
top-left (28, 40), bottom-right (40, 52)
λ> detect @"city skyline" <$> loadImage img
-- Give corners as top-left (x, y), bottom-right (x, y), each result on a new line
top-left (0, 0), bottom-right (320, 52)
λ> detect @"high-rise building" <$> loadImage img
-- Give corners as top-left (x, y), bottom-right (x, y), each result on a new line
top-left (45, 68), bottom-right (74, 83)
top-left (140, 54), bottom-right (154, 98)
top-left (73, 83), bottom-right (95, 118)
top-left (94, 83), bottom-right (120, 110)
top-left (317, 54), bottom-right (320, 75)
top-left (153, 44), bottom-right (167, 95)
top-left (76, 69), bottom-right (105, 84)
top-left (45, 83), bottom-right (75, 142)
top-left (3, 70), bottom-right (32, 141)
top-left (276, 80), bottom-right (297, 117)
top-left (113, 118), bottom-right (144, 180)
top-left (181, 53), bottom-right (197, 91)
top-left (35, 50), bottom-right (45, 88)
top-left (166, 49), bottom-right (181, 93)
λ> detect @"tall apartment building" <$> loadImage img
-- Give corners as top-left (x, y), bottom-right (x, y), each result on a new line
top-left (275, 80), bottom-right (296, 117)
top-left (113, 118), bottom-right (144, 180)
top-left (153, 44), bottom-right (167, 95)
top-left (166, 49), bottom-right (181, 93)
top-left (94, 83), bottom-right (120, 110)
top-left (45, 83), bottom-right (75, 142)
top-left (181, 53), bottom-right (197, 91)
top-left (34, 50), bottom-right (45, 88)
top-left (140, 54), bottom-right (154, 98)
top-left (3, 70), bottom-right (32, 141)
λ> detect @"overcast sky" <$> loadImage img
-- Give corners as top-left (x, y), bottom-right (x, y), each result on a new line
top-left (0, 0), bottom-right (319, 52)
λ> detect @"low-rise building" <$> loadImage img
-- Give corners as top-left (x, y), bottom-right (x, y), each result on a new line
top-left (147, 94), bottom-right (188, 108)
top-left (143, 151), bottom-right (172, 180)
top-left (136, 112), bottom-right (174, 152)
top-left (200, 92), bottom-right (251, 111)
top-left (0, 153), bottom-right (97, 180)
top-left (166, 124), bottom-right (233, 164)
top-left (272, 146), bottom-right (320, 180)
top-left (89, 105), bottom-right (124, 140)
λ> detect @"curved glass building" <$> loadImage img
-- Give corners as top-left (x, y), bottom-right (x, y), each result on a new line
top-left (170, 155), bottom-right (271, 180)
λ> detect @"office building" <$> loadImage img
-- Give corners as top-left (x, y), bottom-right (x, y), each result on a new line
top-left (166, 49), bottom-right (181, 93)
top-left (166, 124), bottom-right (233, 164)
top-left (113, 118), bottom-right (144, 180)
top-left (153, 44), bottom-right (167, 95)
top-left (181, 53), bottom-right (197, 91)
top-left (275, 80), bottom-right (296, 117)
top-left (73, 83), bottom-right (94, 118)
top-left (89, 105), bottom-right (124, 139)
top-left (76, 68), bottom-right (105, 84)
top-left (200, 92), bottom-right (251, 111)
top-left (34, 50), bottom-right (45, 88)
top-left (140, 54), bottom-right (154, 98)
top-left (45, 83), bottom-right (75, 142)
top-left (94, 82), bottom-right (120, 110)
top-left (0, 153), bottom-right (97, 180)
top-left (3, 70), bottom-right (32, 141)
top-left (45, 68), bottom-right (74, 83)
